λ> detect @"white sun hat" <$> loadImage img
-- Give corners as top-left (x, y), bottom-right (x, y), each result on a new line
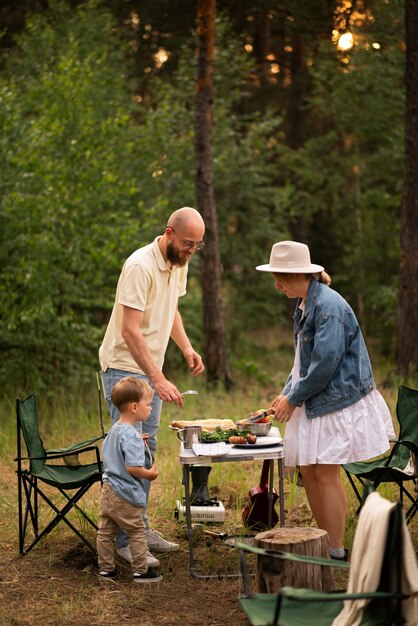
top-left (256, 241), bottom-right (324, 273)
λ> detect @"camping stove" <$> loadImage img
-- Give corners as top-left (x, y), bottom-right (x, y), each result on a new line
top-left (175, 465), bottom-right (225, 522)
top-left (174, 498), bottom-right (225, 523)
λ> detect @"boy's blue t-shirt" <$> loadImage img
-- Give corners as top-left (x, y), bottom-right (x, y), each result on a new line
top-left (102, 421), bottom-right (146, 507)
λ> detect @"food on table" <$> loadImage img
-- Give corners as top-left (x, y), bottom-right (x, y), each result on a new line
top-left (201, 428), bottom-right (247, 443)
top-left (170, 418), bottom-right (237, 433)
top-left (228, 433), bottom-right (258, 445)
top-left (249, 408), bottom-right (274, 424)
top-left (240, 417), bottom-right (271, 427)
top-left (240, 408), bottom-right (274, 427)
top-left (228, 436), bottom-right (248, 445)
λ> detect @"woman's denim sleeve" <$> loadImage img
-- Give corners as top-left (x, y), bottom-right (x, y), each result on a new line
top-left (281, 372), bottom-right (292, 396)
top-left (286, 314), bottom-right (346, 407)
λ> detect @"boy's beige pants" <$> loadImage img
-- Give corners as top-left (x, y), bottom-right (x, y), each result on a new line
top-left (97, 482), bottom-right (147, 573)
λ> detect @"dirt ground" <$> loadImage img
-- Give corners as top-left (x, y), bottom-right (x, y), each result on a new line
top-left (0, 537), bottom-right (249, 626)
top-left (0, 481), bottom-right (351, 626)
top-left (1, 458), bottom-right (415, 626)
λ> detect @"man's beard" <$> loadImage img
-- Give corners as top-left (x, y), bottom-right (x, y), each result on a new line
top-left (166, 241), bottom-right (189, 267)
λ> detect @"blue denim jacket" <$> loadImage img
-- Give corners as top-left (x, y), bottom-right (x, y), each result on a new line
top-left (282, 278), bottom-right (375, 418)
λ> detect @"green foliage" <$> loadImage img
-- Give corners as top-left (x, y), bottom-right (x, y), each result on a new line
top-left (0, 0), bottom-right (407, 392)
top-left (0, 1), bottom-right (158, 392)
top-left (140, 18), bottom-right (289, 343)
top-left (271, 11), bottom-right (404, 352)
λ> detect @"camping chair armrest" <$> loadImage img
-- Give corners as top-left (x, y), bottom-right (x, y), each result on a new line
top-left (48, 445), bottom-right (102, 469)
top-left (236, 542), bottom-right (350, 569)
top-left (47, 434), bottom-right (104, 455)
top-left (281, 586), bottom-right (408, 603)
top-left (387, 438), bottom-right (418, 460)
top-left (16, 445), bottom-right (102, 465)
top-left (387, 438), bottom-right (418, 477)
top-left (392, 438), bottom-right (418, 453)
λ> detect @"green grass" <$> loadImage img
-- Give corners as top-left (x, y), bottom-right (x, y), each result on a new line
top-left (1, 328), bottom-right (416, 579)
top-left (1, 333), bottom-right (417, 626)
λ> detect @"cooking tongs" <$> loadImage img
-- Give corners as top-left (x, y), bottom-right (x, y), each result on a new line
top-left (247, 408), bottom-right (273, 423)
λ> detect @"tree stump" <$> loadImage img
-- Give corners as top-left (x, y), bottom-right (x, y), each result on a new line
top-left (255, 527), bottom-right (335, 593)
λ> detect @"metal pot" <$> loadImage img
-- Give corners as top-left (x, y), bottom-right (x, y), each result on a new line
top-left (236, 420), bottom-right (272, 436)
top-left (176, 425), bottom-right (202, 448)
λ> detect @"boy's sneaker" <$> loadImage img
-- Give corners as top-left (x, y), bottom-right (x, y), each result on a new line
top-left (99, 569), bottom-right (117, 579)
top-left (133, 570), bottom-right (163, 584)
top-left (117, 545), bottom-right (160, 567)
top-left (146, 528), bottom-right (179, 553)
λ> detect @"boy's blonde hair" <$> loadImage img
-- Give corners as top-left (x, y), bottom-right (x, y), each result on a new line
top-left (111, 376), bottom-right (153, 411)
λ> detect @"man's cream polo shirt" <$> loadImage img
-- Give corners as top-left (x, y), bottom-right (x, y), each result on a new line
top-left (99, 237), bottom-right (188, 375)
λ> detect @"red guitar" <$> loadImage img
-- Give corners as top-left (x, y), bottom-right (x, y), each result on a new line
top-left (242, 460), bottom-right (279, 531)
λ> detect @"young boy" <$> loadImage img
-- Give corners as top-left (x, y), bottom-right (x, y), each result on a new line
top-left (97, 376), bottom-right (162, 583)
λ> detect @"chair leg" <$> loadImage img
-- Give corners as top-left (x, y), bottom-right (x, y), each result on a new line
top-left (20, 479), bottom-right (98, 555)
top-left (33, 482), bottom-right (98, 554)
top-left (58, 487), bottom-right (98, 531)
top-left (20, 475), bottom-right (40, 554)
top-left (344, 469), bottom-right (364, 515)
top-left (34, 476), bottom-right (38, 534)
top-left (273, 594), bottom-right (284, 626)
top-left (18, 470), bottom-right (25, 554)
top-left (400, 484), bottom-right (418, 524)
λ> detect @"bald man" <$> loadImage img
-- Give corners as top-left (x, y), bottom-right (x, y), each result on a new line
top-left (99, 207), bottom-right (205, 565)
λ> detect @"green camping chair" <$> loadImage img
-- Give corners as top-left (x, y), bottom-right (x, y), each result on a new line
top-left (343, 385), bottom-right (418, 524)
top-left (236, 495), bottom-right (411, 626)
top-left (16, 392), bottom-right (103, 555)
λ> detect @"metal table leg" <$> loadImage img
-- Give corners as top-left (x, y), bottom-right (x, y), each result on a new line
top-left (278, 458), bottom-right (285, 526)
top-left (183, 463), bottom-right (241, 579)
top-left (268, 459), bottom-right (274, 528)
top-left (182, 453), bottom-right (286, 578)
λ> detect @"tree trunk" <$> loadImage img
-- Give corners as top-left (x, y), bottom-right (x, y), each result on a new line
top-left (396, 0), bottom-right (418, 374)
top-left (195, 0), bottom-right (233, 388)
top-left (255, 527), bottom-right (335, 593)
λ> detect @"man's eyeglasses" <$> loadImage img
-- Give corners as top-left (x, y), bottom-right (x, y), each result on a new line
top-left (169, 228), bottom-right (205, 252)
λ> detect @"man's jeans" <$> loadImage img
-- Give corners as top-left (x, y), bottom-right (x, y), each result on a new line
top-left (101, 368), bottom-right (162, 548)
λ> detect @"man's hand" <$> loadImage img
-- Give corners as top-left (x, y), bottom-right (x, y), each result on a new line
top-left (270, 394), bottom-right (296, 423)
top-left (183, 347), bottom-right (205, 376)
top-left (151, 373), bottom-right (184, 407)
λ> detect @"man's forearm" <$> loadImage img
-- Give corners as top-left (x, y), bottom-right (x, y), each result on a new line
top-left (121, 305), bottom-right (184, 404)
top-left (170, 310), bottom-right (192, 353)
top-left (122, 325), bottom-right (164, 384)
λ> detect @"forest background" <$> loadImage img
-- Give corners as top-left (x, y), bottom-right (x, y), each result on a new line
top-left (1, 3), bottom-right (417, 624)
top-left (0, 0), bottom-right (416, 399)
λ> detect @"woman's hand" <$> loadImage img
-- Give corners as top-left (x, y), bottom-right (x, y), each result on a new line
top-left (271, 394), bottom-right (296, 423)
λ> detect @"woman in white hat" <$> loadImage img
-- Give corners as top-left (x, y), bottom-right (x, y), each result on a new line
top-left (256, 241), bottom-right (394, 560)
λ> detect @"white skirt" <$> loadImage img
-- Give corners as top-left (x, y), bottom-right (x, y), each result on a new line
top-left (284, 326), bottom-right (395, 466)
top-left (284, 390), bottom-right (395, 466)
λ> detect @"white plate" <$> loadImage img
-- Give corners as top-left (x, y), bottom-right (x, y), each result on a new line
top-left (232, 435), bottom-right (283, 449)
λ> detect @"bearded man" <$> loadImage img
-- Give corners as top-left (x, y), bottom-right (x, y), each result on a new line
top-left (99, 207), bottom-right (205, 567)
